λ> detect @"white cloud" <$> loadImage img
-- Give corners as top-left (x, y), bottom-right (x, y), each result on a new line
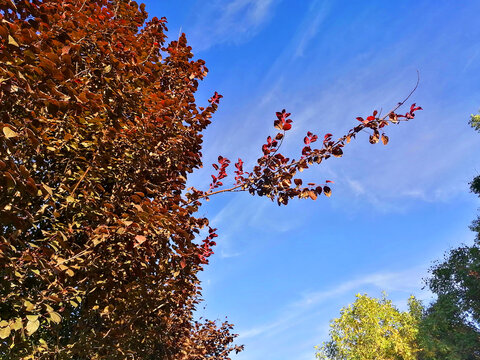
top-left (238, 264), bottom-right (431, 341)
top-left (294, 0), bottom-right (330, 58)
top-left (188, 0), bottom-right (277, 51)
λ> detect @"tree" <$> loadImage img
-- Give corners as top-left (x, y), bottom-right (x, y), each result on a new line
top-left (315, 294), bottom-right (423, 360)
top-left (417, 294), bottom-right (480, 360)
top-left (0, 0), bottom-right (421, 358)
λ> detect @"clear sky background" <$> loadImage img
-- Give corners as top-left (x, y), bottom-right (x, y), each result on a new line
top-left (144, 1), bottom-right (480, 359)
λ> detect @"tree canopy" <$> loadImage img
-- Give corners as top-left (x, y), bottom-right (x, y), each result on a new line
top-left (316, 294), bottom-right (422, 360)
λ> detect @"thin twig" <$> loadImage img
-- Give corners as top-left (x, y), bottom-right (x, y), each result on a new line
top-left (380, 70), bottom-right (420, 121)
top-left (70, 165), bottom-right (92, 196)
top-left (55, 249), bottom-right (92, 266)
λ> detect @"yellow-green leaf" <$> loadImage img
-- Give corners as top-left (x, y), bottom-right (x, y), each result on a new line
top-left (2, 126), bottom-right (18, 138)
top-left (41, 183), bottom-right (53, 196)
top-left (49, 312), bottom-right (61, 324)
top-left (24, 300), bottom-right (35, 311)
top-left (26, 319), bottom-right (40, 335)
top-left (8, 35), bottom-right (19, 47)
top-left (0, 324), bottom-right (11, 339)
top-left (11, 318), bottom-right (22, 331)
top-left (26, 315), bottom-right (39, 322)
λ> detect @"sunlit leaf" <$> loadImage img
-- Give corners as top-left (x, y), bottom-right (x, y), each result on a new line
top-left (2, 126), bottom-right (18, 138)
top-left (26, 320), bottom-right (40, 335)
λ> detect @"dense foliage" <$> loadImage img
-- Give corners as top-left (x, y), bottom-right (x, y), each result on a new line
top-left (315, 294), bottom-right (422, 360)
top-left (0, 1), bottom-right (242, 358)
top-left (0, 0), bottom-right (420, 358)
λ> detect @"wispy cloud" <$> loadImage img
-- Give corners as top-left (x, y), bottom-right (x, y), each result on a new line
top-left (187, 0), bottom-right (277, 51)
top-left (238, 264), bottom-right (431, 341)
top-left (206, 194), bottom-right (302, 259)
top-left (294, 0), bottom-right (330, 58)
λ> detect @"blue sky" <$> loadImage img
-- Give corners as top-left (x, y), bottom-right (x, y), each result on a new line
top-left (144, 1), bottom-right (480, 359)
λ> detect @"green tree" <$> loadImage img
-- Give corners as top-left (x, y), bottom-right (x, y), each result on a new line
top-left (316, 294), bottom-right (422, 360)
top-left (418, 294), bottom-right (480, 360)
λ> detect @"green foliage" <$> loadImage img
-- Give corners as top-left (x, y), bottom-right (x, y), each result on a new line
top-left (427, 244), bottom-right (480, 326)
top-left (470, 112), bottom-right (480, 133)
top-left (421, 194), bottom-right (480, 359)
top-left (418, 295), bottom-right (480, 360)
top-left (469, 174), bottom-right (480, 240)
top-left (420, 244), bottom-right (480, 359)
top-left (315, 294), bottom-right (422, 360)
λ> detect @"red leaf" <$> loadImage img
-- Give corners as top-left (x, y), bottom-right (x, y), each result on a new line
top-left (410, 103), bottom-right (423, 112)
top-left (304, 136), bottom-right (311, 145)
top-left (283, 123), bottom-right (292, 131)
top-left (326, 180), bottom-right (334, 183)
top-left (235, 158), bottom-right (243, 170)
top-left (209, 91), bottom-right (223, 104)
